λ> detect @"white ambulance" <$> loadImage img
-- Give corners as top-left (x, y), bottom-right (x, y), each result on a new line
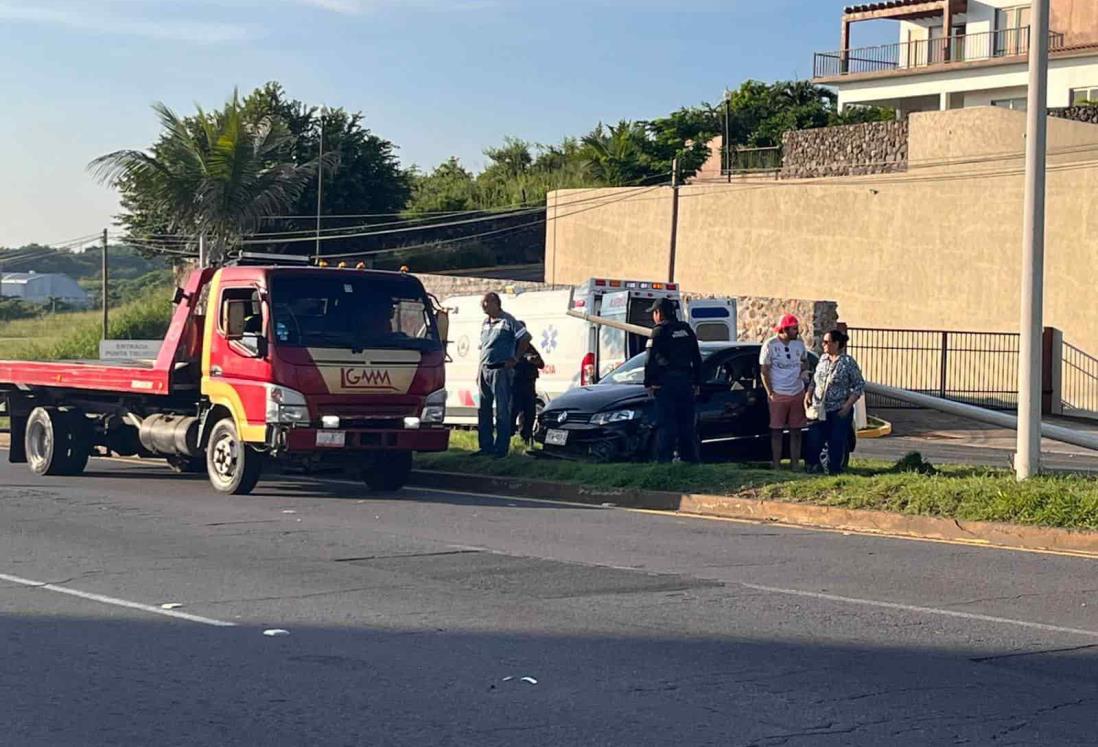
top-left (441, 278), bottom-right (736, 425)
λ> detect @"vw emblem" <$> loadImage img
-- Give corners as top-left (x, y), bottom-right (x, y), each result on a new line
top-left (558, 412), bottom-right (568, 423)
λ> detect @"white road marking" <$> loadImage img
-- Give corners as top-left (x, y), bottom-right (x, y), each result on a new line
top-left (0, 572), bottom-right (235, 627)
top-left (740, 582), bottom-right (1098, 639)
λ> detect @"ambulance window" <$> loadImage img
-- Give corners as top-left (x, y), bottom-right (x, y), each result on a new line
top-left (695, 322), bottom-right (730, 342)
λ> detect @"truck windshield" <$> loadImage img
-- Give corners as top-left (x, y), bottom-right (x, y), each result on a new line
top-left (270, 275), bottom-right (441, 352)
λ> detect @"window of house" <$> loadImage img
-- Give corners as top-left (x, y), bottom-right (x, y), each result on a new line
top-left (995, 5), bottom-right (1032, 56)
top-left (991, 97), bottom-right (1028, 111)
top-left (1072, 87), bottom-right (1098, 105)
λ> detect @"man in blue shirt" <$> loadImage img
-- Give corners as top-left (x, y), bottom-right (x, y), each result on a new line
top-left (477, 292), bottom-right (530, 457)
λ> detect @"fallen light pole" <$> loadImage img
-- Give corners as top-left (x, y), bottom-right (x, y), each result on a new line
top-left (866, 382), bottom-right (1098, 455)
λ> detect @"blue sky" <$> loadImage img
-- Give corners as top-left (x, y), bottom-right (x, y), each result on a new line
top-left (0, 0), bottom-right (891, 247)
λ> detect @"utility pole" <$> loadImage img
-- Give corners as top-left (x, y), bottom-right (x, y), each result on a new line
top-left (315, 106), bottom-right (326, 262)
top-left (101, 228), bottom-right (109, 339)
top-left (667, 157), bottom-right (680, 283)
top-left (1016, 0), bottom-right (1051, 481)
top-left (198, 234), bottom-right (207, 268)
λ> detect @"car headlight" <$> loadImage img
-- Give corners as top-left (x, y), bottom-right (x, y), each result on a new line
top-left (422, 388), bottom-right (446, 424)
top-left (590, 409), bottom-right (638, 426)
top-left (265, 385), bottom-right (310, 424)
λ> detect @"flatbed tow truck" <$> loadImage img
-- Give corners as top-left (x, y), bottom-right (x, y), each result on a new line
top-left (0, 255), bottom-right (449, 494)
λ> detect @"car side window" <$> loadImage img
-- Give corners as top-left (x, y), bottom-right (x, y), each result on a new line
top-left (703, 355), bottom-right (732, 385)
top-left (726, 353), bottom-right (761, 391)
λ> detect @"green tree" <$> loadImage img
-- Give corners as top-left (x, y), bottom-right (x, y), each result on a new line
top-left (242, 83), bottom-right (411, 226)
top-left (406, 158), bottom-right (478, 214)
top-left (90, 94), bottom-right (325, 264)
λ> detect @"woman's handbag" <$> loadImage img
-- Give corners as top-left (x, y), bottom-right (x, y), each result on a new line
top-left (806, 359), bottom-right (839, 422)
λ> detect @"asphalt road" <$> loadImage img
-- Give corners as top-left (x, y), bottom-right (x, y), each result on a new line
top-left (2, 455), bottom-right (1097, 746)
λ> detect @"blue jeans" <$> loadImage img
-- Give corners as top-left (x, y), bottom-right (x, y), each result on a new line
top-left (478, 366), bottom-right (514, 456)
top-left (806, 409), bottom-right (854, 474)
top-left (654, 374), bottom-right (699, 464)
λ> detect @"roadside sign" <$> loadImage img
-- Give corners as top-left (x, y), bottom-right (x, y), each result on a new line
top-left (99, 340), bottom-right (161, 360)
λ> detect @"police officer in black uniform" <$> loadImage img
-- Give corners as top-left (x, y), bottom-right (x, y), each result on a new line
top-left (643, 298), bottom-right (703, 463)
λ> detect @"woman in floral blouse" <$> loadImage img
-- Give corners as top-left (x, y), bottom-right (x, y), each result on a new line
top-left (803, 329), bottom-right (865, 474)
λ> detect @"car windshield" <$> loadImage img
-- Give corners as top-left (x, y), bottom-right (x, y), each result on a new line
top-left (270, 274), bottom-right (441, 352)
top-left (599, 352), bottom-right (648, 385)
top-left (599, 348), bottom-right (723, 386)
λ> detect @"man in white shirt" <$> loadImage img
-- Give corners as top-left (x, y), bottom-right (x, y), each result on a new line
top-left (760, 313), bottom-right (808, 470)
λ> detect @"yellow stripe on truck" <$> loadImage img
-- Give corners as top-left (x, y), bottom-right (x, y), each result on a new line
top-left (200, 271), bottom-right (266, 443)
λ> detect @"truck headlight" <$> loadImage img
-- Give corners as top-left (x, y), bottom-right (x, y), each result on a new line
top-left (590, 409), bottom-right (637, 426)
top-left (422, 388), bottom-right (446, 424)
top-left (265, 385), bottom-right (310, 424)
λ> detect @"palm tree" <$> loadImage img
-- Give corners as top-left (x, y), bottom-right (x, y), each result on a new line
top-left (581, 121), bottom-right (652, 186)
top-left (90, 94), bottom-right (327, 265)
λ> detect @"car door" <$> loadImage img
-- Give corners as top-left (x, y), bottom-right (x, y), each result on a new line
top-left (696, 350), bottom-right (768, 447)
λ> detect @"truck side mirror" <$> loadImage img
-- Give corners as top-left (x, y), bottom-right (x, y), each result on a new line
top-left (435, 309), bottom-right (450, 346)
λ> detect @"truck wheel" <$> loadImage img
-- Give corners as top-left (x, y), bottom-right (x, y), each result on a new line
top-left (25, 407), bottom-right (87, 476)
top-left (361, 451), bottom-right (412, 492)
top-left (61, 410), bottom-right (92, 475)
top-left (206, 418), bottom-right (263, 495)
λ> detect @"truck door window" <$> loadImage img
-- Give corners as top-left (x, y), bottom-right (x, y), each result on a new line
top-left (220, 288), bottom-right (262, 338)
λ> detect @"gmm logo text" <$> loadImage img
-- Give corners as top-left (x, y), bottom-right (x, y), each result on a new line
top-left (340, 368), bottom-right (394, 390)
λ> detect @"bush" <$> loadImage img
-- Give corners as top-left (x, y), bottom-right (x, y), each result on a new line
top-left (2, 283), bottom-right (172, 361)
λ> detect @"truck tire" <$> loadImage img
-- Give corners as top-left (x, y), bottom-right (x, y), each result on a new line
top-left (61, 410), bottom-right (92, 475)
top-left (25, 407), bottom-right (88, 476)
top-left (361, 451), bottom-right (412, 492)
top-left (206, 418), bottom-right (263, 495)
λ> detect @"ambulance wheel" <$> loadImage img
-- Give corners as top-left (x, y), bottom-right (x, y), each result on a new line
top-left (25, 406), bottom-right (89, 476)
top-left (362, 451), bottom-right (412, 492)
top-left (206, 418), bottom-right (263, 495)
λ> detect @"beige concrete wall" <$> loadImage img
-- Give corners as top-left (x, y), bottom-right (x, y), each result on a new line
top-left (545, 107), bottom-right (1098, 355)
top-left (1052, 0), bottom-right (1098, 47)
top-left (546, 187), bottom-right (674, 283)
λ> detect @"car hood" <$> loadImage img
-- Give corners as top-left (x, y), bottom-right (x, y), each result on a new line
top-left (545, 384), bottom-right (650, 413)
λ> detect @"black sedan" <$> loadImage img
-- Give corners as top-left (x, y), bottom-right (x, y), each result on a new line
top-left (534, 342), bottom-right (855, 464)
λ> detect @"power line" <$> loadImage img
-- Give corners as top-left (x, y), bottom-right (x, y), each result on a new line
top-left (313, 184), bottom-right (668, 261)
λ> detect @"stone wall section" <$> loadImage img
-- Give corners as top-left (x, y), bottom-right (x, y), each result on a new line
top-left (414, 273), bottom-right (558, 302)
top-left (781, 120), bottom-right (908, 179)
top-left (1051, 106), bottom-right (1098, 125)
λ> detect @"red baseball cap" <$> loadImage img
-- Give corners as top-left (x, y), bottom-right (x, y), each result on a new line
top-left (775, 313), bottom-right (800, 332)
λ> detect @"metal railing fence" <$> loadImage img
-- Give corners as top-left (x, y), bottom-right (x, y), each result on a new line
top-left (847, 328), bottom-right (1020, 410)
top-left (814, 27), bottom-right (1066, 78)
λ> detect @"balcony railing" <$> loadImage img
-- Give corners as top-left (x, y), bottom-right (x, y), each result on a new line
top-left (814, 27), bottom-right (1066, 78)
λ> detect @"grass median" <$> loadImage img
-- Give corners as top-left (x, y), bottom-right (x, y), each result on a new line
top-left (417, 431), bottom-right (1098, 531)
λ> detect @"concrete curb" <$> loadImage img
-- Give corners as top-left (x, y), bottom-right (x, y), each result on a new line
top-left (408, 469), bottom-right (1098, 556)
top-left (3, 428), bottom-right (1093, 556)
top-left (859, 418), bottom-right (893, 439)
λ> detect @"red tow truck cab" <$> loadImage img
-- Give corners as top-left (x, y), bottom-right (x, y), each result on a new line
top-left (0, 259), bottom-right (450, 495)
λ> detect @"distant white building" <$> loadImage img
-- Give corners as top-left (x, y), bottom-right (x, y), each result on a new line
top-left (814, 0), bottom-right (1098, 115)
top-left (0, 272), bottom-right (90, 307)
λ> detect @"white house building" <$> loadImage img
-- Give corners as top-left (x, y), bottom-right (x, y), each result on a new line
top-left (814, 0), bottom-right (1098, 114)
top-left (0, 272), bottom-right (90, 307)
